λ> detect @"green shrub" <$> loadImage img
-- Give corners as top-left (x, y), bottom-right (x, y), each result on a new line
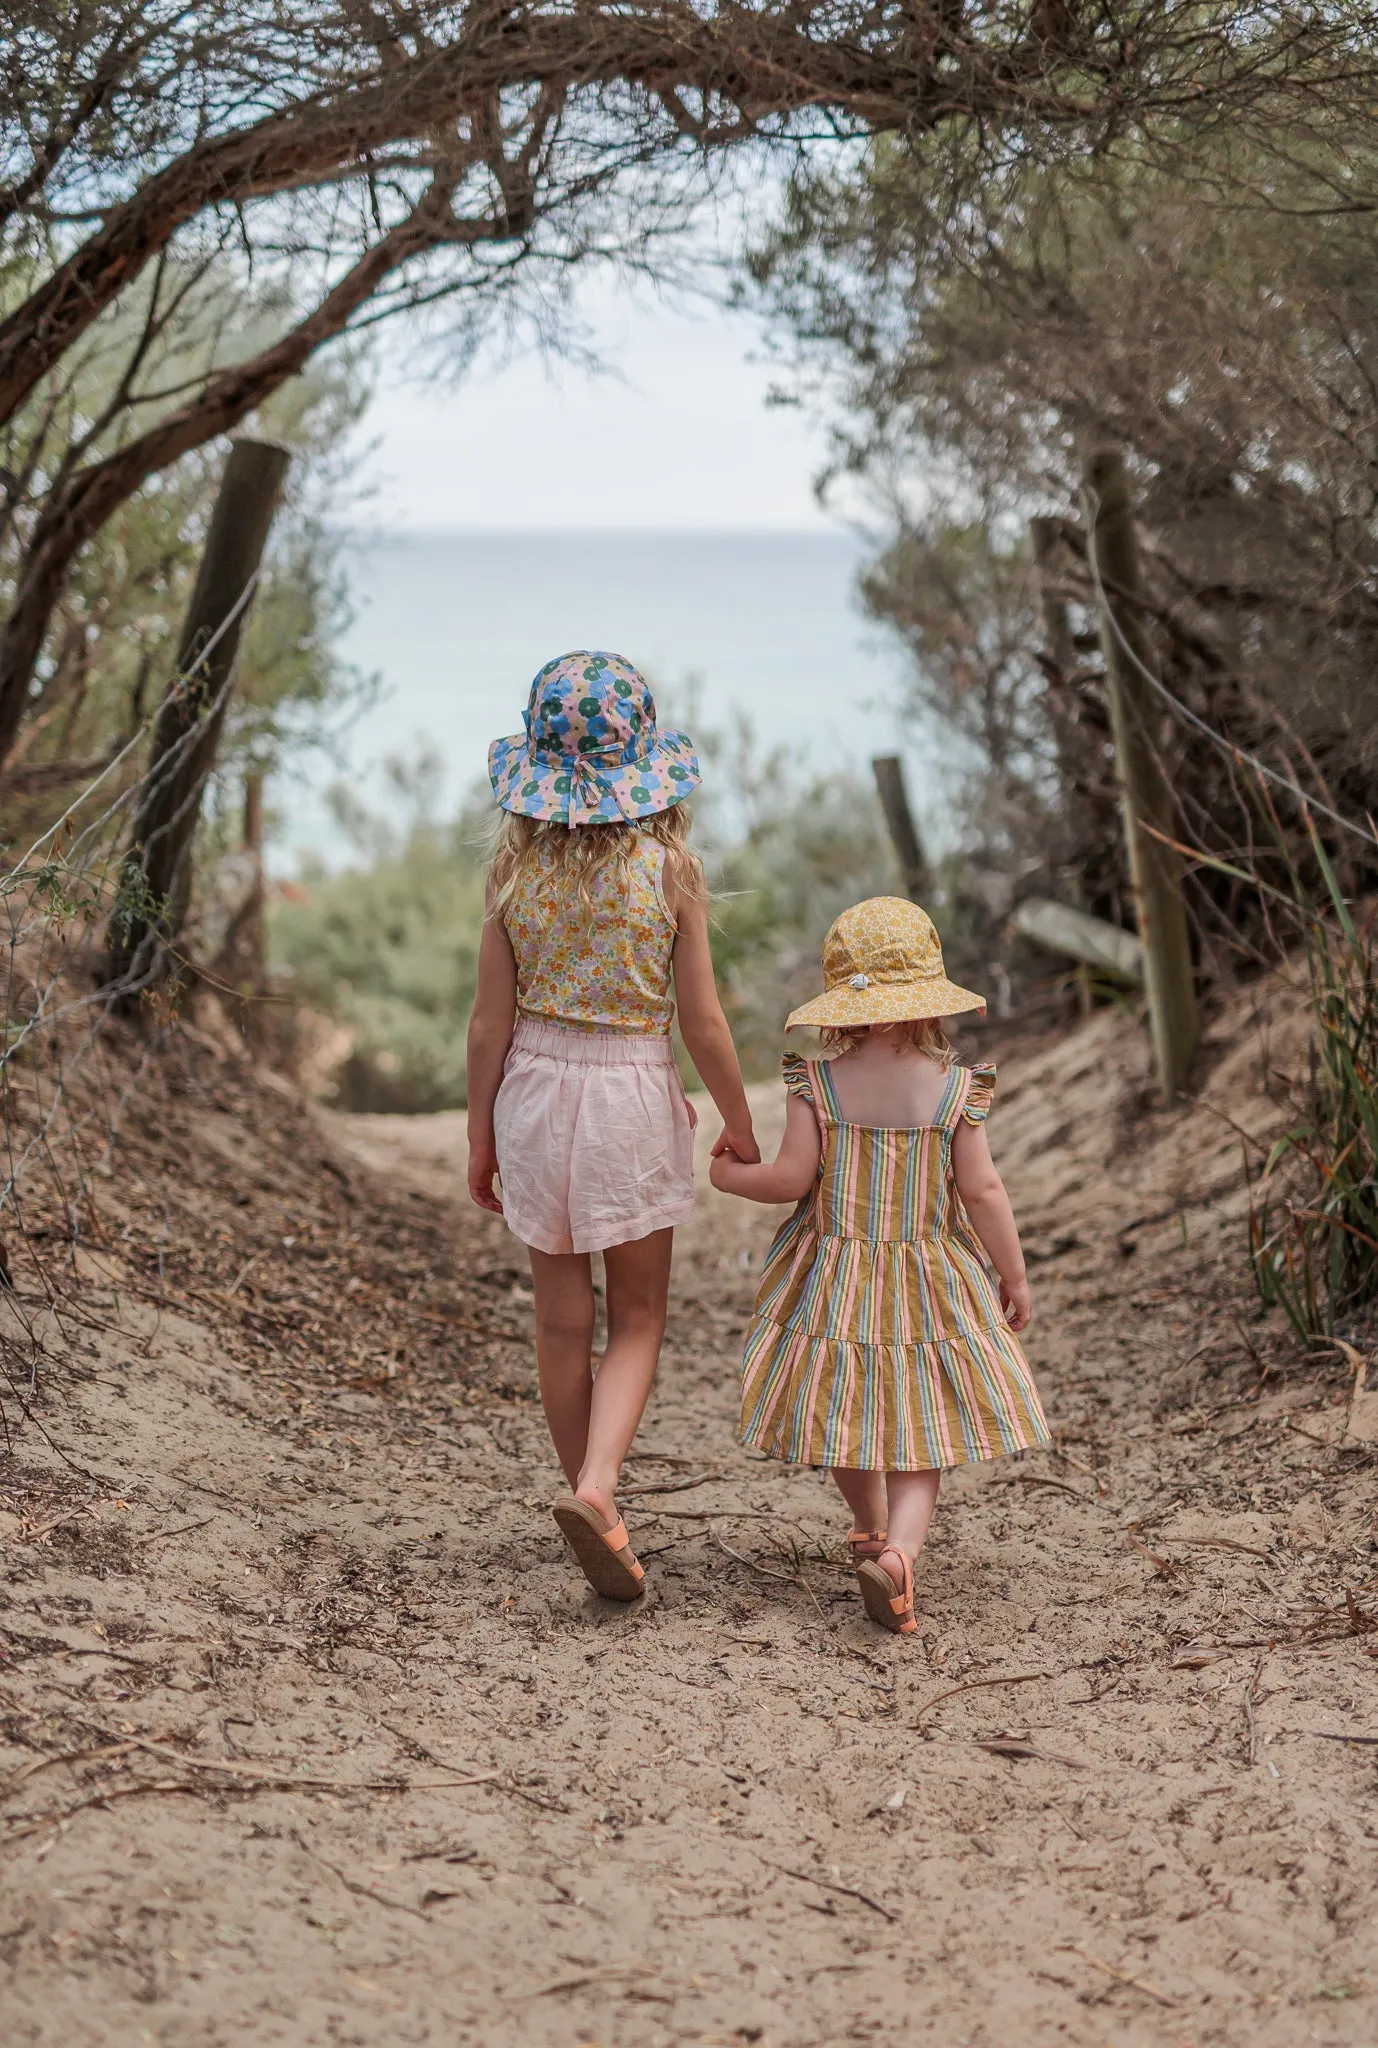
top-left (270, 756), bottom-right (486, 1112)
top-left (1249, 834), bottom-right (1378, 1339)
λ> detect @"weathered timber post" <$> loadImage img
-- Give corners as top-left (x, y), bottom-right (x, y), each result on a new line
top-left (871, 754), bottom-right (931, 903)
top-left (237, 772), bottom-right (266, 985)
top-left (109, 439), bottom-right (289, 994)
top-left (1030, 516), bottom-right (1076, 679)
top-left (1084, 448), bottom-right (1199, 1102)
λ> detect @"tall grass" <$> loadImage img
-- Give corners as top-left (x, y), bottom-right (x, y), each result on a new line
top-left (1246, 828), bottom-right (1378, 1339)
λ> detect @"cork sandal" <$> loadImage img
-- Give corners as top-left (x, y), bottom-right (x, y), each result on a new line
top-left (846, 1527), bottom-right (889, 1567)
top-left (552, 1495), bottom-right (646, 1602)
top-left (856, 1548), bottom-right (919, 1635)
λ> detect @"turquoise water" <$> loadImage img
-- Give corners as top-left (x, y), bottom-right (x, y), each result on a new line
top-left (278, 528), bottom-right (923, 863)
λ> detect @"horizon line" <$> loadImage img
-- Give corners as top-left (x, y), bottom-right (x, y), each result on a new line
top-left (333, 523), bottom-right (865, 541)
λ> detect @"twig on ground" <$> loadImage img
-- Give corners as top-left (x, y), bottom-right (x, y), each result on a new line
top-left (290, 1826), bottom-right (427, 1919)
top-left (18, 1502), bottom-right (98, 1543)
top-left (135, 1517), bottom-right (215, 1545)
top-left (1122, 1490), bottom-right (1192, 1534)
top-left (515, 1965), bottom-right (651, 2000)
top-left (3, 1779), bottom-right (197, 1841)
top-left (1243, 1654), bottom-right (1265, 1767)
top-left (1126, 1530), bottom-right (1185, 1577)
top-left (0, 1631), bottom-right (147, 1668)
top-left (620, 1472), bottom-right (721, 1498)
top-left (646, 1508), bottom-right (782, 1523)
top-left (1056, 1944), bottom-right (1177, 2009)
top-left (67, 1724), bottom-right (502, 1795)
top-left (0, 1738), bottom-right (142, 1799)
top-left (973, 1739), bottom-right (1088, 1768)
top-left (1159, 1536), bottom-right (1273, 1560)
top-left (911, 1672), bottom-right (1050, 1724)
top-left (755, 1855), bottom-right (898, 1923)
top-left (796, 1570), bottom-right (835, 1634)
top-left (711, 1527), bottom-right (796, 1581)
top-left (710, 1524), bottom-right (836, 1632)
top-left (378, 1720), bottom-right (479, 1776)
top-left (995, 1473), bottom-right (1097, 1504)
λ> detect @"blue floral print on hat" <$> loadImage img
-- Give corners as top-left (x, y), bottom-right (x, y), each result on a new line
top-left (488, 650), bottom-right (701, 826)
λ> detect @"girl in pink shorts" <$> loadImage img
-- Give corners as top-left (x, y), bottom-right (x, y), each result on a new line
top-left (466, 651), bottom-right (758, 1600)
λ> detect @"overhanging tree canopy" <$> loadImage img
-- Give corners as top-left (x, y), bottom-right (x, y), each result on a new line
top-left (2, 0), bottom-right (1374, 766)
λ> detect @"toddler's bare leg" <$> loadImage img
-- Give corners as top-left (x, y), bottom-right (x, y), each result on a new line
top-left (575, 1228), bottom-right (674, 1520)
top-left (828, 1467), bottom-right (889, 1536)
top-left (881, 1469), bottom-right (942, 1583)
top-left (527, 1248), bottom-right (597, 1488)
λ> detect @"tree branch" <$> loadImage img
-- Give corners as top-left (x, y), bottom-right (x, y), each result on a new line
top-left (0, 175), bottom-right (476, 764)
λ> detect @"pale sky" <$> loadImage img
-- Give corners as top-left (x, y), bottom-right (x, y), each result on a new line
top-left (351, 271), bottom-right (840, 533)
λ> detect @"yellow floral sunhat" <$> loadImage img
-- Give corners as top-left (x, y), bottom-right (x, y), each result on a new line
top-left (786, 897), bottom-right (986, 1031)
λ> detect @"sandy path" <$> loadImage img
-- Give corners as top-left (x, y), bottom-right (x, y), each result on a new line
top-left (4, 1005), bottom-right (1378, 2045)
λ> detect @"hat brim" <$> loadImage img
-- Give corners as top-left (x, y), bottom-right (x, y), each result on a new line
top-left (488, 730), bottom-right (700, 825)
top-left (786, 976), bottom-right (986, 1030)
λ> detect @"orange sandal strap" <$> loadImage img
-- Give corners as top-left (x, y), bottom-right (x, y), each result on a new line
top-left (847, 1527), bottom-right (890, 1568)
top-left (598, 1515), bottom-right (645, 1582)
top-left (889, 1553), bottom-right (918, 1634)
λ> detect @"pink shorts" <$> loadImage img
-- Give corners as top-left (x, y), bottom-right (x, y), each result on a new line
top-left (493, 1017), bottom-right (697, 1255)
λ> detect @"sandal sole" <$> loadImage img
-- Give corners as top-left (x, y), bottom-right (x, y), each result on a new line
top-left (552, 1498), bottom-right (645, 1602)
top-left (856, 1558), bottom-right (915, 1634)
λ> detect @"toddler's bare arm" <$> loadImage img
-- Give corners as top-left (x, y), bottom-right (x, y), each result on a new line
top-left (710, 1093), bottom-right (820, 1203)
top-left (952, 1121), bottom-right (1032, 1329)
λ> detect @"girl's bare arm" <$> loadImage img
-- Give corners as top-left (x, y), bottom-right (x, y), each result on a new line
top-left (671, 895), bottom-right (760, 1162)
top-left (952, 1120), bottom-right (1032, 1330)
top-left (465, 903), bottom-right (518, 1214)
top-left (709, 1092), bottom-right (820, 1203)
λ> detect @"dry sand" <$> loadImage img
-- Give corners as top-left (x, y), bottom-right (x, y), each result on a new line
top-left (3, 991), bottom-right (1377, 2046)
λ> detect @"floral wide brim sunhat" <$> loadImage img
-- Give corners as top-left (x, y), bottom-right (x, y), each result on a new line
top-left (786, 897), bottom-right (986, 1030)
top-left (488, 650), bottom-right (700, 826)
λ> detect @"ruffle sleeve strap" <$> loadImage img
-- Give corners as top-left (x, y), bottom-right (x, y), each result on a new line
top-left (782, 1052), bottom-right (829, 1145)
top-left (781, 1052), bottom-right (814, 1100)
top-left (960, 1061), bottom-right (998, 1126)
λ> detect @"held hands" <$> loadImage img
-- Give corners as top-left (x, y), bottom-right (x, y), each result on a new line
top-left (1001, 1274), bottom-right (1033, 1332)
top-left (467, 1141), bottom-right (504, 1216)
top-left (709, 1123), bottom-right (760, 1195)
top-left (711, 1123), bottom-right (760, 1165)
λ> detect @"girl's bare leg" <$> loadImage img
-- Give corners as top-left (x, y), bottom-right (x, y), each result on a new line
top-left (575, 1228), bottom-right (674, 1521)
top-left (880, 1469), bottom-right (942, 1586)
top-left (828, 1467), bottom-right (889, 1536)
top-left (526, 1248), bottom-right (597, 1489)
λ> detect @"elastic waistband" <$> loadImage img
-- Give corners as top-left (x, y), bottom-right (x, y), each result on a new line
top-left (511, 1015), bottom-right (676, 1068)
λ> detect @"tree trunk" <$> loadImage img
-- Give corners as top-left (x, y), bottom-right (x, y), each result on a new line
top-left (871, 754), bottom-right (931, 902)
top-left (0, 194), bottom-right (450, 767)
top-left (108, 440), bottom-right (289, 997)
top-left (1084, 448), bottom-right (1199, 1103)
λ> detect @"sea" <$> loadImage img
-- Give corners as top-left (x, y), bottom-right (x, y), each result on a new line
top-left (275, 528), bottom-right (929, 866)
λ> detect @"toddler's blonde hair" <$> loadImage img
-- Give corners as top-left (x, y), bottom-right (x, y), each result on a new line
top-left (821, 1017), bottom-right (956, 1066)
top-left (488, 805), bottom-right (707, 924)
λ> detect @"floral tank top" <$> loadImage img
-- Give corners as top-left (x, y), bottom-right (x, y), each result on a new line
top-left (502, 833), bottom-right (677, 1034)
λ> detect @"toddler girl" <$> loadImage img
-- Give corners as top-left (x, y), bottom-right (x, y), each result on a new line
top-left (710, 897), bottom-right (1050, 1634)
top-left (467, 651), bottom-right (758, 1601)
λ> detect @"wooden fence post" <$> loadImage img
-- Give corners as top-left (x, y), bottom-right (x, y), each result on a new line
top-left (109, 439), bottom-right (290, 994)
top-left (1030, 516), bottom-right (1076, 679)
top-left (1084, 448), bottom-right (1199, 1102)
top-left (239, 772), bottom-right (266, 984)
top-left (871, 755), bottom-right (930, 903)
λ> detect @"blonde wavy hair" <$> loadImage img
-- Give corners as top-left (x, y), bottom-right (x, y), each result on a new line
top-left (487, 804), bottom-right (707, 924)
top-left (820, 1018), bottom-right (956, 1066)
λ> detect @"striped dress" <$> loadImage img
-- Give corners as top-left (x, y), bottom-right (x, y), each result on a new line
top-left (738, 1054), bottom-right (1050, 1472)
